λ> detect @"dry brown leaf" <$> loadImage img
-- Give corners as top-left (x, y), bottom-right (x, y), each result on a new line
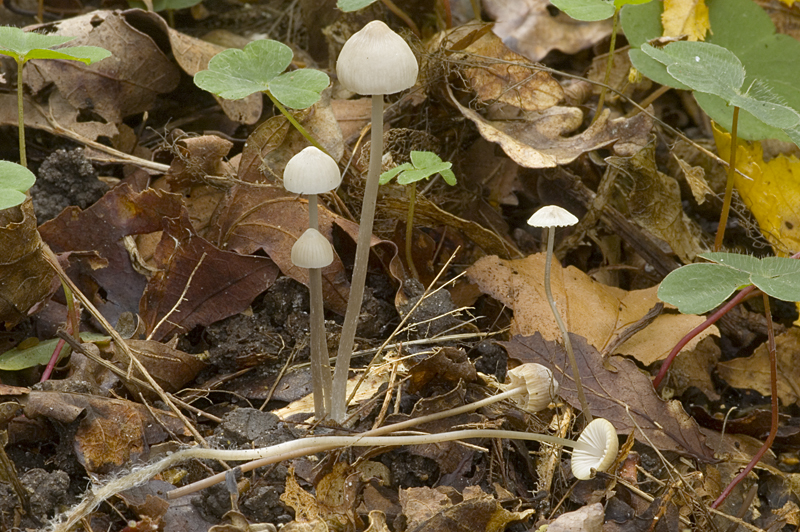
top-left (281, 466), bottom-right (321, 522)
top-left (466, 253), bottom-right (716, 363)
top-left (0, 199), bottom-right (57, 328)
top-left (25, 11), bottom-right (181, 124)
top-left (483, 0), bottom-right (612, 61)
top-left (503, 333), bottom-right (716, 461)
top-left (449, 86), bottom-right (652, 169)
top-left (21, 390), bottom-right (189, 473)
top-left (664, 336), bottom-right (721, 401)
top-left (435, 24), bottom-right (564, 111)
top-left (674, 155), bottom-right (713, 205)
top-left (718, 327), bottom-right (800, 406)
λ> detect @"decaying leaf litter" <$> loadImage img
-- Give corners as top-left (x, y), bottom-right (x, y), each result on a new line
top-left (1, 0), bottom-right (800, 530)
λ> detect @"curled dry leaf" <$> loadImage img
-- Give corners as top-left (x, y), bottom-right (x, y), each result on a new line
top-left (430, 23), bottom-right (564, 112)
top-left (502, 333), bottom-right (716, 461)
top-left (483, 0), bottom-right (612, 62)
top-left (24, 11), bottom-right (180, 124)
top-left (449, 86), bottom-right (653, 169)
top-left (0, 199), bottom-right (57, 328)
top-left (467, 253), bottom-right (716, 365)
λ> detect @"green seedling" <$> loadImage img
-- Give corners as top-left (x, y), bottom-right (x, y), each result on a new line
top-left (636, 39), bottom-right (800, 249)
top-left (0, 26), bottom-right (111, 168)
top-left (659, 252), bottom-right (800, 315)
top-left (194, 40), bottom-right (330, 151)
top-left (656, 251), bottom-right (799, 508)
top-left (127, 0), bottom-right (204, 26)
top-left (0, 160), bottom-right (36, 211)
top-left (549, 0), bottom-right (653, 121)
top-left (0, 332), bottom-right (109, 371)
top-left (380, 150), bottom-right (456, 280)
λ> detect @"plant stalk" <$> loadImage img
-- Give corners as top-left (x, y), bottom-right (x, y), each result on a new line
top-left (592, 7), bottom-right (619, 124)
top-left (544, 227), bottom-right (592, 421)
top-left (711, 293), bottom-right (778, 508)
top-left (405, 182), bottom-right (419, 280)
top-left (265, 91), bottom-right (327, 154)
top-left (16, 57), bottom-right (26, 168)
top-left (331, 94), bottom-right (384, 422)
top-left (714, 106), bottom-right (739, 251)
top-left (307, 194), bottom-right (331, 418)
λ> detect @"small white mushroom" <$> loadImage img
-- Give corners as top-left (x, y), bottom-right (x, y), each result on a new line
top-left (527, 205), bottom-right (592, 422)
top-left (504, 363), bottom-right (559, 412)
top-left (571, 418), bottom-right (618, 480)
top-left (284, 147), bottom-right (342, 196)
top-left (291, 228), bottom-right (333, 270)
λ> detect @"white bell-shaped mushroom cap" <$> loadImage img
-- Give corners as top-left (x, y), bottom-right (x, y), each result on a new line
top-left (292, 228), bottom-right (334, 269)
top-left (284, 147), bottom-right (342, 195)
top-left (571, 418), bottom-right (618, 480)
top-left (527, 205), bottom-right (579, 228)
top-left (336, 20), bottom-right (419, 95)
top-left (505, 363), bottom-right (559, 412)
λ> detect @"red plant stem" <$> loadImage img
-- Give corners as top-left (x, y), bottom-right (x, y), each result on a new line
top-left (710, 292), bottom-right (778, 509)
top-left (652, 285), bottom-right (756, 390)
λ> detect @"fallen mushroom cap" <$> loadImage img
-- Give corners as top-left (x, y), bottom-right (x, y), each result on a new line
top-left (336, 20), bottom-right (419, 96)
top-left (505, 363), bottom-right (559, 412)
top-left (527, 205), bottom-right (579, 228)
top-left (292, 228), bottom-right (334, 269)
top-left (571, 418), bottom-right (618, 480)
top-left (284, 147), bottom-right (342, 195)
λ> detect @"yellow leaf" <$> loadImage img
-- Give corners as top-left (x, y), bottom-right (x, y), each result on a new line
top-left (662, 0), bottom-right (711, 41)
top-left (713, 124), bottom-right (800, 256)
top-left (779, 0), bottom-right (796, 6)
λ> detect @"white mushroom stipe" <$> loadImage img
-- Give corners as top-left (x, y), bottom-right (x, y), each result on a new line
top-left (291, 228), bottom-right (333, 269)
top-left (284, 147), bottom-right (342, 195)
top-left (571, 418), bottom-right (618, 480)
top-left (336, 20), bottom-right (418, 96)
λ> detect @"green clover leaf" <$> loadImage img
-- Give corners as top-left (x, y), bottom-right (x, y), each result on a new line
top-left (0, 161), bottom-right (36, 211)
top-left (0, 26), bottom-right (111, 64)
top-left (379, 151), bottom-right (457, 186)
top-left (194, 39), bottom-right (329, 109)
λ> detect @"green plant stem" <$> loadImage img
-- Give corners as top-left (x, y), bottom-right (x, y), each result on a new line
top-left (307, 194), bottom-right (331, 418)
top-left (331, 94), bottom-right (384, 423)
top-left (16, 58), bottom-right (26, 168)
top-left (405, 182), bottom-right (419, 280)
top-left (592, 8), bottom-right (619, 125)
top-left (544, 227), bottom-right (592, 422)
top-left (265, 91), bottom-right (327, 155)
top-left (711, 292), bottom-right (778, 509)
top-left (714, 106), bottom-right (740, 251)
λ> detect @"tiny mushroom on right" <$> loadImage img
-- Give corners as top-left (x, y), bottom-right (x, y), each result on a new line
top-left (571, 418), bottom-right (618, 480)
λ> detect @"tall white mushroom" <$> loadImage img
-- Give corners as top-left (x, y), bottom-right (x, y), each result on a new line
top-left (285, 147), bottom-right (342, 418)
top-left (528, 205), bottom-right (593, 422)
top-left (332, 20), bottom-right (419, 422)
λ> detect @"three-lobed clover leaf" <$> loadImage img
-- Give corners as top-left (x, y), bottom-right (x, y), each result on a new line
top-left (194, 39), bottom-right (330, 109)
top-left (550, 0), bottom-right (652, 22)
top-left (0, 160), bottom-right (36, 211)
top-left (379, 151), bottom-right (457, 186)
top-left (639, 41), bottom-right (800, 133)
top-left (0, 26), bottom-right (111, 65)
top-left (658, 252), bottom-right (800, 315)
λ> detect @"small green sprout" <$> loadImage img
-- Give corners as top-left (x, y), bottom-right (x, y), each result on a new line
top-left (0, 160), bottom-right (36, 211)
top-left (0, 26), bottom-right (111, 168)
top-left (380, 151), bottom-right (456, 280)
top-left (337, 0), bottom-right (376, 11)
top-left (194, 40), bottom-right (330, 151)
top-left (658, 252), bottom-right (800, 315)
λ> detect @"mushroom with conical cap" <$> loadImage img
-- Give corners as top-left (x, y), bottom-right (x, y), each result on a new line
top-left (292, 228), bottom-right (333, 270)
top-left (527, 205), bottom-right (579, 228)
top-left (571, 418), bottom-right (618, 480)
top-left (284, 147), bottom-right (342, 195)
top-left (504, 363), bottom-right (559, 412)
top-left (336, 21), bottom-right (418, 96)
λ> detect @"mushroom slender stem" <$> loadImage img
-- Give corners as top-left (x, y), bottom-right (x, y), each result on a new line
top-left (331, 94), bottom-right (384, 422)
top-left (305, 195), bottom-right (331, 417)
top-left (544, 227), bottom-right (593, 422)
